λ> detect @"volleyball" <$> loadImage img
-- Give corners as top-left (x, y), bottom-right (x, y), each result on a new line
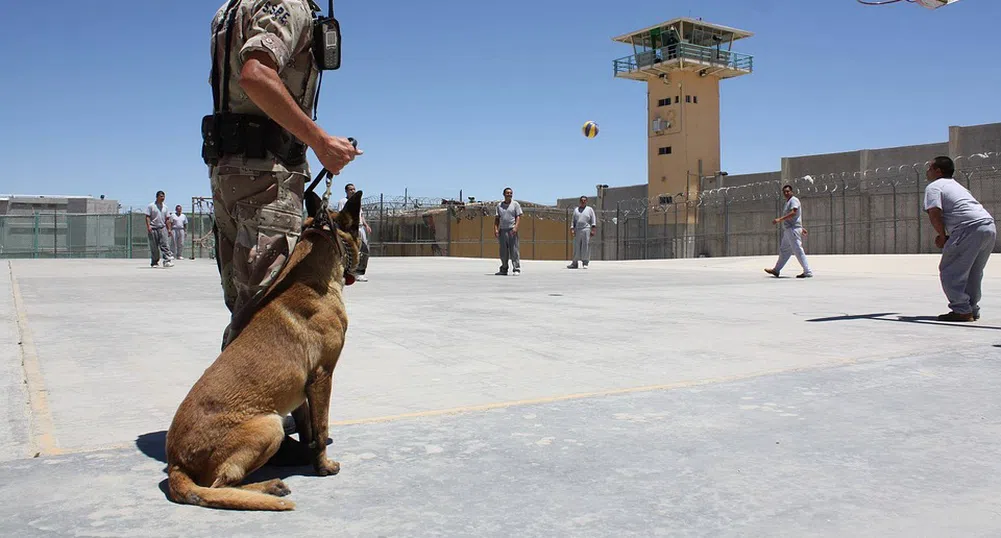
top-left (582, 121), bottom-right (599, 138)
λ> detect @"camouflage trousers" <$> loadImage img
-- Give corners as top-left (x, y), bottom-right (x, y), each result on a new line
top-left (210, 166), bottom-right (306, 348)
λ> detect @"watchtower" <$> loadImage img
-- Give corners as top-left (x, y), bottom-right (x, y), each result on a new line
top-left (612, 18), bottom-right (753, 222)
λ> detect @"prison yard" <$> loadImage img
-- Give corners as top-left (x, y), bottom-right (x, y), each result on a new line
top-left (1, 253), bottom-right (1000, 536)
top-left (3, 1), bottom-right (1000, 535)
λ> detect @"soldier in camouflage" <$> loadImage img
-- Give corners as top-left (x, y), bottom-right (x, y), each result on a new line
top-left (207, 0), bottom-right (361, 348)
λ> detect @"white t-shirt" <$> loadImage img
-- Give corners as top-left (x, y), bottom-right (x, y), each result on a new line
top-left (168, 213), bottom-right (188, 231)
top-left (923, 178), bottom-right (994, 235)
top-left (782, 196), bottom-right (802, 229)
top-left (572, 206), bottom-right (597, 231)
top-left (145, 202), bottom-right (168, 229)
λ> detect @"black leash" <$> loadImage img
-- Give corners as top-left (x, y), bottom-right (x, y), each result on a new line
top-left (306, 137), bottom-right (357, 196)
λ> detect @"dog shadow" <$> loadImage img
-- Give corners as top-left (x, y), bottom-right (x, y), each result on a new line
top-left (136, 430), bottom-right (333, 501)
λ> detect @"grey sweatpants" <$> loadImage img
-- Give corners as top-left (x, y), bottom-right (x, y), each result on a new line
top-left (357, 226), bottom-right (370, 275)
top-left (171, 228), bottom-right (186, 258)
top-left (572, 230), bottom-right (591, 265)
top-left (499, 228), bottom-right (521, 272)
top-left (939, 220), bottom-right (996, 315)
top-left (773, 226), bottom-right (811, 275)
top-left (148, 227), bottom-right (173, 265)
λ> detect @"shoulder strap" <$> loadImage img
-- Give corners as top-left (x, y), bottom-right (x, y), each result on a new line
top-left (211, 0), bottom-right (243, 113)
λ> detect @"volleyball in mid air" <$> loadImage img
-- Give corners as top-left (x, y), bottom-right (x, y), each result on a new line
top-left (582, 121), bottom-right (599, 139)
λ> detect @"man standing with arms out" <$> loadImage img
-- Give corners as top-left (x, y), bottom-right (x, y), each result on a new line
top-left (494, 187), bottom-right (523, 275)
top-left (203, 0), bottom-right (361, 348)
top-left (337, 183), bottom-right (371, 281)
top-left (146, 190), bottom-right (174, 268)
top-left (924, 156), bottom-right (996, 322)
top-left (169, 205), bottom-right (188, 260)
top-left (568, 195), bottom-right (596, 269)
top-left (765, 184), bottom-right (813, 278)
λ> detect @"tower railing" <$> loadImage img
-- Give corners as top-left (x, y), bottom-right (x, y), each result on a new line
top-left (613, 43), bottom-right (753, 76)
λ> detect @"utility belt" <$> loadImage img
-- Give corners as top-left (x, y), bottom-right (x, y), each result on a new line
top-left (200, 113), bottom-right (307, 167)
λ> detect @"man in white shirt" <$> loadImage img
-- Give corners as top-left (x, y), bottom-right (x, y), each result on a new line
top-left (494, 187), bottom-right (523, 275)
top-left (145, 190), bottom-right (174, 268)
top-left (568, 195), bottom-right (597, 269)
top-left (765, 184), bottom-right (812, 278)
top-left (924, 156), bottom-right (996, 322)
top-left (337, 183), bottom-right (371, 281)
top-left (168, 205), bottom-right (189, 260)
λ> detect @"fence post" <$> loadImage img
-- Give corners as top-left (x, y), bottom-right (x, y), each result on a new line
top-left (564, 207), bottom-right (569, 260)
top-left (531, 208), bottom-right (536, 260)
top-left (915, 170), bottom-right (922, 253)
top-left (643, 207), bottom-right (649, 260)
top-left (32, 212), bottom-right (39, 259)
top-left (53, 211), bottom-right (57, 258)
top-left (842, 179), bottom-right (847, 255)
top-left (892, 183), bottom-right (898, 254)
top-left (616, 202), bottom-right (621, 260)
top-left (723, 194), bottom-right (729, 257)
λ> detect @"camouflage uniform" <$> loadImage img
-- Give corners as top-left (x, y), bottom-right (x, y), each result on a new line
top-left (208, 0), bottom-right (319, 346)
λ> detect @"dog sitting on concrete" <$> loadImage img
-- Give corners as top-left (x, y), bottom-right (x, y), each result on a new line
top-left (165, 190), bottom-right (363, 511)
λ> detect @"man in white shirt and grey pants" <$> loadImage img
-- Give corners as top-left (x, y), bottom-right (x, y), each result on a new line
top-left (146, 190), bottom-right (174, 268)
top-left (495, 187), bottom-right (523, 275)
top-left (169, 205), bottom-right (188, 260)
top-left (765, 184), bottom-right (812, 278)
top-left (924, 156), bottom-right (996, 322)
top-left (568, 195), bottom-right (597, 269)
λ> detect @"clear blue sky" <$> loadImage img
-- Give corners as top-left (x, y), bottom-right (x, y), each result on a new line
top-left (0, 0), bottom-right (998, 211)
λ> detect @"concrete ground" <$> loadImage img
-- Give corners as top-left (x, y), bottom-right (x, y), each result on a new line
top-left (2, 254), bottom-right (1001, 537)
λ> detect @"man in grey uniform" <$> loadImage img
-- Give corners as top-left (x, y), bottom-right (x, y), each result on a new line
top-left (494, 187), bottom-right (523, 275)
top-left (568, 195), bottom-right (596, 269)
top-left (146, 190), bottom-right (174, 268)
top-left (765, 184), bottom-right (812, 278)
top-left (924, 156), bottom-right (996, 322)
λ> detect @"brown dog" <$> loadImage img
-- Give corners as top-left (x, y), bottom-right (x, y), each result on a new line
top-left (165, 190), bottom-right (364, 511)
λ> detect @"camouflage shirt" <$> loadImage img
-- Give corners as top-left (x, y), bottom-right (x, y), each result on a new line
top-left (209, 0), bottom-right (320, 172)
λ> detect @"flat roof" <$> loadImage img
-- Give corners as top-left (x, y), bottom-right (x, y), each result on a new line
top-left (612, 17), bottom-right (754, 44)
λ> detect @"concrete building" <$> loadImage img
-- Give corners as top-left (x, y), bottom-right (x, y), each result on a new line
top-left (0, 195), bottom-right (122, 258)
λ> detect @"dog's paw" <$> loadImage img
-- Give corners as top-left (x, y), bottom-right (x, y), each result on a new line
top-left (315, 459), bottom-right (340, 476)
top-left (264, 479), bottom-right (292, 497)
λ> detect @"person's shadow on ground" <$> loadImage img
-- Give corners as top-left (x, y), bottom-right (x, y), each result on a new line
top-left (135, 430), bottom-right (332, 502)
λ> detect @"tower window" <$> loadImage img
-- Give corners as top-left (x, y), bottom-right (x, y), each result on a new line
top-left (658, 146), bottom-right (672, 155)
top-left (693, 95), bottom-right (698, 104)
top-left (686, 95), bottom-right (691, 103)
top-left (657, 98), bottom-right (671, 107)
top-left (674, 96), bottom-right (679, 104)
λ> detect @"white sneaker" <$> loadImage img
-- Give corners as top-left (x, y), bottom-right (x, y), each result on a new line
top-left (164, 261), bottom-right (174, 268)
top-left (355, 275), bottom-right (368, 282)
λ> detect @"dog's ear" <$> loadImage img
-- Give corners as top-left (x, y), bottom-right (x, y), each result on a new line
top-left (336, 190), bottom-right (363, 232)
top-left (304, 191), bottom-right (323, 218)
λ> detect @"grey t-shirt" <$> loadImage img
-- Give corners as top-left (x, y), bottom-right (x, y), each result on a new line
top-left (924, 178), bottom-right (994, 235)
top-left (572, 206), bottom-right (596, 231)
top-left (783, 196), bottom-right (802, 229)
top-left (496, 200), bottom-right (523, 230)
top-left (146, 202), bottom-right (168, 230)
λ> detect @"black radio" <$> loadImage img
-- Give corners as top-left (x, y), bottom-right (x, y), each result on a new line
top-left (313, 0), bottom-right (341, 71)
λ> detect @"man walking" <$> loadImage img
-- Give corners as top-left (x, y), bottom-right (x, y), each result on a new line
top-left (337, 183), bottom-right (371, 281)
top-left (765, 184), bottom-right (812, 278)
top-left (568, 195), bottom-right (596, 269)
top-left (494, 187), bottom-right (523, 275)
top-left (169, 205), bottom-right (188, 260)
top-left (924, 156), bottom-right (996, 322)
top-left (146, 190), bottom-right (174, 268)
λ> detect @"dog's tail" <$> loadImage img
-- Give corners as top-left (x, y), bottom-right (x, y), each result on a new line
top-left (167, 466), bottom-right (295, 511)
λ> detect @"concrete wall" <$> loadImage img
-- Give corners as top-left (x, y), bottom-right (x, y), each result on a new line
top-left (950, 122), bottom-right (1001, 157)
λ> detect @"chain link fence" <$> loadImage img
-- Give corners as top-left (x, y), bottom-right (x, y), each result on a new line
top-left (2, 152), bottom-right (998, 260)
